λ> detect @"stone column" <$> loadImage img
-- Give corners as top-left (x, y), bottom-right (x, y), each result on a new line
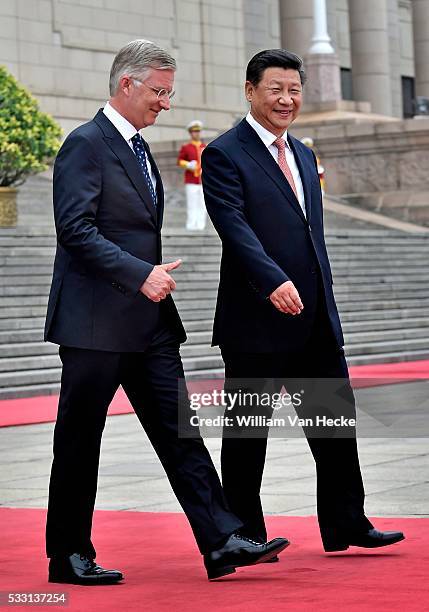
top-left (279, 0), bottom-right (313, 60)
top-left (308, 0), bottom-right (335, 54)
top-left (387, 0), bottom-right (403, 118)
top-left (304, 0), bottom-right (341, 105)
top-left (412, 0), bottom-right (429, 98)
top-left (349, 0), bottom-right (392, 116)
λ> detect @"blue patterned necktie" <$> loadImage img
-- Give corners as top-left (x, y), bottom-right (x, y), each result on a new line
top-left (131, 133), bottom-right (157, 207)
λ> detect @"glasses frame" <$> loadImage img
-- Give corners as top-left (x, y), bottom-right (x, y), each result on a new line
top-left (132, 78), bottom-right (175, 101)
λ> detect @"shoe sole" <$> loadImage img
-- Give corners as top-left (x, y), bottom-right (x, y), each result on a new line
top-left (207, 540), bottom-right (290, 580)
top-left (324, 534), bottom-right (405, 552)
top-left (263, 555), bottom-right (279, 563)
top-left (49, 575), bottom-right (123, 586)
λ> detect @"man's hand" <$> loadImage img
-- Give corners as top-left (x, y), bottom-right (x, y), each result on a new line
top-left (140, 259), bottom-right (182, 302)
top-left (186, 160), bottom-right (198, 170)
top-left (270, 281), bottom-right (303, 315)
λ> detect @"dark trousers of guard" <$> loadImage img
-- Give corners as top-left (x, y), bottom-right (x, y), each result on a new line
top-left (46, 323), bottom-right (241, 558)
top-left (220, 289), bottom-right (373, 549)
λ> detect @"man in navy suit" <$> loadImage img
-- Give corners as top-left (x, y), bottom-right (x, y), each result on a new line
top-left (44, 40), bottom-right (289, 585)
top-left (202, 49), bottom-right (404, 553)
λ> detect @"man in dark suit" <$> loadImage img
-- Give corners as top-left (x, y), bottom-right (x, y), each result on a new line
top-left (45, 40), bottom-right (289, 585)
top-left (201, 49), bottom-right (404, 553)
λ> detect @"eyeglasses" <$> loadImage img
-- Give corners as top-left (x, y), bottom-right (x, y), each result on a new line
top-left (132, 78), bottom-right (175, 100)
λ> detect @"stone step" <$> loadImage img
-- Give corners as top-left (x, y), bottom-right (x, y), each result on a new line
top-left (0, 266), bottom-right (54, 276)
top-left (0, 296), bottom-right (49, 307)
top-left (330, 261), bottom-right (429, 269)
top-left (3, 283), bottom-right (429, 304)
top-left (0, 342), bottom-right (58, 358)
top-left (180, 344), bottom-right (220, 359)
top-left (2, 241), bottom-right (429, 256)
top-left (343, 316), bottom-right (429, 333)
top-left (0, 367), bottom-right (62, 388)
top-left (347, 348), bottom-right (429, 366)
top-left (339, 306), bottom-right (429, 321)
top-left (1, 320), bottom-right (428, 356)
top-left (0, 223), bottom-right (428, 399)
top-left (345, 336), bottom-right (429, 356)
top-left (3, 236), bottom-right (428, 252)
top-left (182, 355), bottom-right (224, 371)
top-left (0, 317), bottom-right (45, 331)
top-left (0, 382), bottom-right (61, 400)
top-left (3, 274), bottom-right (429, 293)
top-left (172, 296), bottom-right (429, 312)
top-left (345, 327), bottom-right (429, 344)
top-left (0, 306), bottom-right (48, 318)
top-left (0, 329), bottom-right (44, 343)
top-left (0, 354), bottom-right (61, 373)
top-left (1, 346), bottom-right (429, 400)
top-left (333, 288), bottom-right (429, 301)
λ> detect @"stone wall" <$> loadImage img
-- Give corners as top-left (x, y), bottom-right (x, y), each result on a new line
top-left (149, 118), bottom-right (429, 227)
top-left (291, 117), bottom-right (429, 225)
top-left (0, 0), bottom-right (419, 140)
top-left (0, 0), bottom-right (247, 139)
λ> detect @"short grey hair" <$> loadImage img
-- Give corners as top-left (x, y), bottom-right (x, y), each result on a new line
top-left (109, 39), bottom-right (176, 95)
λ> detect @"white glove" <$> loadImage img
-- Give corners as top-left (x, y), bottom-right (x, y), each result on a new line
top-left (186, 160), bottom-right (198, 170)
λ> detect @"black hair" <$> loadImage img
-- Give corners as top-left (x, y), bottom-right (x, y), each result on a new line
top-left (246, 49), bottom-right (306, 86)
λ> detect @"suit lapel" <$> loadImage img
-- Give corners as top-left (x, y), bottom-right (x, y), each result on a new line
top-left (94, 110), bottom-right (158, 224)
top-left (288, 134), bottom-right (312, 224)
top-left (144, 141), bottom-right (164, 228)
top-left (237, 119), bottom-right (307, 224)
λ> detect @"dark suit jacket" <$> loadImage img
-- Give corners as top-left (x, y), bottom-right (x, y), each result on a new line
top-left (44, 109), bottom-right (186, 351)
top-left (201, 118), bottom-right (343, 353)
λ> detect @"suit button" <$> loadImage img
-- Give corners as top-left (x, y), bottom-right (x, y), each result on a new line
top-left (111, 282), bottom-right (117, 288)
top-left (310, 267), bottom-right (317, 274)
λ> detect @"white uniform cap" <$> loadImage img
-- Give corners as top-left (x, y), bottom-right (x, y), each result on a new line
top-left (301, 137), bottom-right (314, 147)
top-left (187, 120), bottom-right (203, 131)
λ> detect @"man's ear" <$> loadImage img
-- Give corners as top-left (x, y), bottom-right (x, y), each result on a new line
top-left (118, 75), bottom-right (133, 97)
top-left (245, 81), bottom-right (253, 102)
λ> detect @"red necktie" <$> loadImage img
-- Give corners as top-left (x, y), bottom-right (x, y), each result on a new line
top-left (273, 137), bottom-right (298, 199)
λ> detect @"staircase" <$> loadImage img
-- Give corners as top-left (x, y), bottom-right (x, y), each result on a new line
top-left (1, 225), bottom-right (429, 399)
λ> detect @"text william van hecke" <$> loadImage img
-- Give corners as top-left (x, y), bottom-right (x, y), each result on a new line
top-left (190, 415), bottom-right (356, 428)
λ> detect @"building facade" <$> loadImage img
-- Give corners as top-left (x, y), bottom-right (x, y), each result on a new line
top-left (0, 0), bottom-right (427, 140)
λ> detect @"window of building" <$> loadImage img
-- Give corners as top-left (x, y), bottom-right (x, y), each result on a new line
top-left (340, 68), bottom-right (353, 101)
top-left (402, 76), bottom-right (415, 118)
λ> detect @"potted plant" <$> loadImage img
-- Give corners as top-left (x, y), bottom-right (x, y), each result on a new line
top-left (0, 65), bottom-right (62, 226)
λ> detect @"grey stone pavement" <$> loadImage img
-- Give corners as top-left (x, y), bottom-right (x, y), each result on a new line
top-left (0, 389), bottom-right (428, 518)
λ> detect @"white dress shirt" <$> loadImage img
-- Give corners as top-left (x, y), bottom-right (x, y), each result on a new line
top-left (245, 111), bottom-right (306, 216)
top-left (103, 101), bottom-right (157, 194)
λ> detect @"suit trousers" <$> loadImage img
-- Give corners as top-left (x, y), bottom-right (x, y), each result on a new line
top-left (220, 290), bottom-right (373, 548)
top-left (46, 320), bottom-right (241, 558)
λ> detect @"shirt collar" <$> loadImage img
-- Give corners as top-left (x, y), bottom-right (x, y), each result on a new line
top-left (103, 101), bottom-right (138, 143)
top-left (245, 111), bottom-right (290, 150)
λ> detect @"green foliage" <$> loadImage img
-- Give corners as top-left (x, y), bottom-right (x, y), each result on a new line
top-left (0, 65), bottom-right (62, 187)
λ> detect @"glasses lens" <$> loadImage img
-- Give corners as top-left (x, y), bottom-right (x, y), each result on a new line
top-left (157, 89), bottom-right (175, 100)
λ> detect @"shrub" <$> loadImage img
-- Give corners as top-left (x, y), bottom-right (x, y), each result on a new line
top-left (0, 65), bottom-right (62, 187)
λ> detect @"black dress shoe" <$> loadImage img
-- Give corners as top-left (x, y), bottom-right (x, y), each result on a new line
top-left (204, 534), bottom-right (290, 580)
top-left (49, 553), bottom-right (123, 585)
top-left (324, 528), bottom-right (405, 552)
top-left (264, 554), bottom-right (279, 563)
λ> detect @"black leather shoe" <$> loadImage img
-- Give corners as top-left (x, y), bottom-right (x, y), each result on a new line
top-left (324, 528), bottom-right (405, 552)
top-left (49, 553), bottom-right (123, 585)
top-left (204, 534), bottom-right (290, 580)
top-left (264, 555), bottom-right (279, 563)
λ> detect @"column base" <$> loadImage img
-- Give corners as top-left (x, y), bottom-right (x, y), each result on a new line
top-left (304, 53), bottom-right (342, 105)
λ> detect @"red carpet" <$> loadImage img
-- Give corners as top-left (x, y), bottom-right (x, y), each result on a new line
top-left (0, 508), bottom-right (426, 611)
top-left (1, 360), bottom-right (428, 428)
